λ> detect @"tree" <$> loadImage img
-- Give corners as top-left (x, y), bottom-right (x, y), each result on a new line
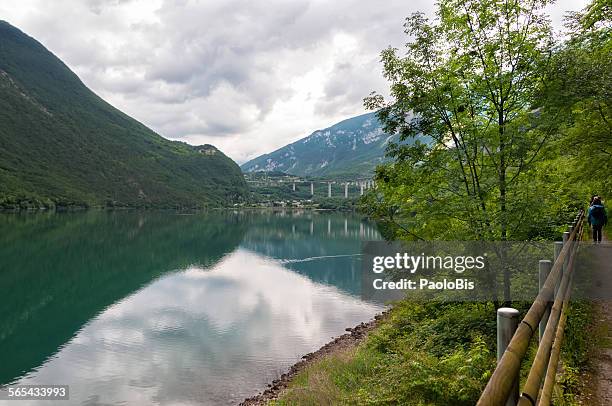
top-left (364, 0), bottom-right (558, 302)
top-left (541, 0), bottom-right (611, 195)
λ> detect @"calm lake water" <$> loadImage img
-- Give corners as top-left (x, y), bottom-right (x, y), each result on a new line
top-left (0, 210), bottom-right (383, 405)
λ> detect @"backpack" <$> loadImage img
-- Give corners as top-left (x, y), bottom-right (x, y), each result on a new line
top-left (591, 205), bottom-right (605, 221)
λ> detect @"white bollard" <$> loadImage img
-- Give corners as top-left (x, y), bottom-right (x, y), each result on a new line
top-left (497, 307), bottom-right (520, 406)
top-left (563, 231), bottom-right (571, 279)
top-left (553, 241), bottom-right (563, 298)
top-left (539, 260), bottom-right (552, 342)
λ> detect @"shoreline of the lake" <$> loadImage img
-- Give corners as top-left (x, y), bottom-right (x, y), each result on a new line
top-left (240, 308), bottom-right (390, 405)
top-left (0, 206), bottom-right (358, 213)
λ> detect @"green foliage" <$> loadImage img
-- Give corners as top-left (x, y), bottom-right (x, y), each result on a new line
top-left (360, 0), bottom-right (612, 304)
top-left (555, 365), bottom-right (581, 405)
top-left (578, 0), bottom-right (612, 30)
top-left (550, 300), bottom-right (597, 404)
top-left (315, 197), bottom-right (358, 211)
top-left (274, 302), bottom-right (498, 405)
top-left (0, 21), bottom-right (247, 210)
top-left (364, 0), bottom-right (556, 246)
top-left (563, 301), bottom-right (596, 369)
top-left (539, 1), bottom-right (611, 197)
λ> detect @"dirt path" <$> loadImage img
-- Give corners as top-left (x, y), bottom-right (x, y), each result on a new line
top-left (578, 232), bottom-right (612, 405)
top-left (592, 299), bottom-right (612, 405)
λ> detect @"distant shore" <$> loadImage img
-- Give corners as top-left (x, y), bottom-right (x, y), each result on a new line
top-left (0, 205), bottom-right (359, 213)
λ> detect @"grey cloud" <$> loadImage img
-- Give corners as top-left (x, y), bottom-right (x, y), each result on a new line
top-left (4, 0), bottom-right (422, 144)
top-left (85, 0), bottom-right (135, 15)
top-left (0, 0), bottom-right (587, 161)
top-left (140, 0), bottom-right (315, 112)
top-left (314, 56), bottom-right (388, 118)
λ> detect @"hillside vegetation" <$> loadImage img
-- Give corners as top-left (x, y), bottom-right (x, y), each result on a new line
top-left (0, 21), bottom-right (247, 209)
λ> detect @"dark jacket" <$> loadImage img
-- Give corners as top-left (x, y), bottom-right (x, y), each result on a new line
top-left (588, 204), bottom-right (608, 226)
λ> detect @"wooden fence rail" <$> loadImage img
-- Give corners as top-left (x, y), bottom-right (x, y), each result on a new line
top-left (476, 210), bottom-right (585, 406)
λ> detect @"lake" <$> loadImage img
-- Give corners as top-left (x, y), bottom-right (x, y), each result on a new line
top-left (0, 210), bottom-right (383, 405)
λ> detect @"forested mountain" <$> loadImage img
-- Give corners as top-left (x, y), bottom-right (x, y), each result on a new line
top-left (0, 21), bottom-right (247, 209)
top-left (241, 112), bottom-right (425, 178)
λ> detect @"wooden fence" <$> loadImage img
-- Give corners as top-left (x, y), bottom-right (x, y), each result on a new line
top-left (476, 210), bottom-right (585, 406)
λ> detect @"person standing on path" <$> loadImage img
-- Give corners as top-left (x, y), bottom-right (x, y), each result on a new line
top-left (588, 196), bottom-right (608, 243)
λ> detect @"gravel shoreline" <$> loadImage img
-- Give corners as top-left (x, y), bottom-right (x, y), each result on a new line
top-left (239, 309), bottom-right (390, 405)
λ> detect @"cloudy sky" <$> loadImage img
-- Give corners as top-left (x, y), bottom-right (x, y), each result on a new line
top-left (1, 0), bottom-right (588, 163)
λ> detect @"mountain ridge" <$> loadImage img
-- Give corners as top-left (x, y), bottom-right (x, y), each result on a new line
top-left (0, 21), bottom-right (247, 209)
top-left (241, 112), bottom-right (396, 178)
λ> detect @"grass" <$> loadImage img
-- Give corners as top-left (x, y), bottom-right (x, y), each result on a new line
top-left (270, 299), bottom-right (596, 406)
top-left (556, 301), bottom-right (595, 405)
top-left (272, 301), bottom-right (509, 405)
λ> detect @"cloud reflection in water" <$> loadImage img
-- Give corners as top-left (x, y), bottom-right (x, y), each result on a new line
top-left (12, 249), bottom-right (382, 405)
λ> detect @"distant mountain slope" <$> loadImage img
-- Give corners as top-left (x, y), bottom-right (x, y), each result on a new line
top-left (241, 112), bottom-right (397, 178)
top-left (0, 21), bottom-right (247, 209)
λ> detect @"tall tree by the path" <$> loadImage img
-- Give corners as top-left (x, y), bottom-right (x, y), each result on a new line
top-left (364, 0), bottom-right (555, 302)
top-left (542, 0), bottom-right (611, 195)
